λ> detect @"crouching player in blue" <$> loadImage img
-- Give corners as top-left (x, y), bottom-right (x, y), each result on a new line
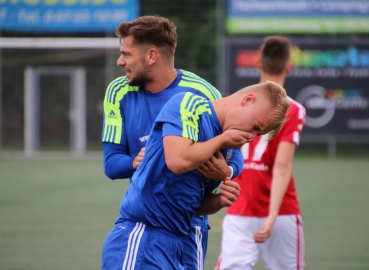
top-left (101, 81), bottom-right (290, 269)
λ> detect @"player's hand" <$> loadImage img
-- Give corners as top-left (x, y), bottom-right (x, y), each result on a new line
top-left (217, 178), bottom-right (240, 207)
top-left (220, 130), bottom-right (254, 149)
top-left (132, 147), bottom-right (145, 169)
top-left (253, 216), bottom-right (276, 243)
top-left (197, 151), bottom-right (230, 180)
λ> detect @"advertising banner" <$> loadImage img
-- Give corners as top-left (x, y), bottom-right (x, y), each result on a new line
top-left (0, 0), bottom-right (139, 32)
top-left (227, 0), bottom-right (369, 34)
top-left (226, 37), bottom-right (369, 139)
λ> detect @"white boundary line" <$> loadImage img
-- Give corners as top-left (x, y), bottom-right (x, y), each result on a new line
top-left (0, 37), bottom-right (120, 49)
top-left (0, 150), bottom-right (103, 160)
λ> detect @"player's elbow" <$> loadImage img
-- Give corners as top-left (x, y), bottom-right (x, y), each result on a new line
top-left (273, 162), bottom-right (291, 177)
top-left (103, 165), bottom-right (118, 180)
top-left (104, 171), bottom-right (118, 180)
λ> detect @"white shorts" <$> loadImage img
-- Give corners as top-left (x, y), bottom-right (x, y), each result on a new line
top-left (216, 214), bottom-right (305, 270)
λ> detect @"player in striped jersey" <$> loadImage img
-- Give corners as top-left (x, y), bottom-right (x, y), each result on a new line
top-left (101, 15), bottom-right (244, 269)
top-left (216, 36), bottom-right (306, 270)
top-left (102, 81), bottom-right (290, 269)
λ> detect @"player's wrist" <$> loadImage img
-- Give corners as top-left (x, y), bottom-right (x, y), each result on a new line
top-left (228, 165), bottom-right (234, 179)
top-left (267, 213), bottom-right (278, 221)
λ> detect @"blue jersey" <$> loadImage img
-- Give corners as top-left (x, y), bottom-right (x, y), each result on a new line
top-left (101, 69), bottom-right (229, 180)
top-left (102, 68), bottom-right (243, 229)
top-left (117, 92), bottom-right (235, 236)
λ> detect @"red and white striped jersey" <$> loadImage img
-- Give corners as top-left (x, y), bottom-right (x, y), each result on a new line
top-left (227, 97), bottom-right (306, 217)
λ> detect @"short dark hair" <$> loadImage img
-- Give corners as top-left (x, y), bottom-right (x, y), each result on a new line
top-left (116, 15), bottom-right (177, 58)
top-left (260, 36), bottom-right (291, 75)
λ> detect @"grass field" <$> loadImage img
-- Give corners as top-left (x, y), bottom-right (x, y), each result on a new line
top-left (1, 155), bottom-right (369, 270)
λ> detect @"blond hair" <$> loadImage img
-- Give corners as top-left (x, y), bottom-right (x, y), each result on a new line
top-left (259, 81), bottom-right (290, 139)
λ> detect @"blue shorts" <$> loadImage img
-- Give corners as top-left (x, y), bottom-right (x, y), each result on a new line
top-left (102, 221), bottom-right (184, 270)
top-left (182, 216), bottom-right (210, 270)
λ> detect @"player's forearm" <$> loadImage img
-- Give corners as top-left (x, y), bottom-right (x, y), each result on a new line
top-left (104, 154), bottom-right (135, 179)
top-left (195, 193), bottom-right (223, 216)
top-left (103, 143), bottom-right (135, 179)
top-left (227, 148), bottom-right (244, 179)
top-left (165, 135), bottom-right (225, 174)
top-left (268, 162), bottom-right (292, 218)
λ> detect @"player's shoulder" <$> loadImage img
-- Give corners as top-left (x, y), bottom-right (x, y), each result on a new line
top-left (178, 69), bottom-right (222, 100)
top-left (180, 69), bottom-right (205, 81)
top-left (104, 76), bottom-right (139, 104)
top-left (166, 92), bottom-right (208, 116)
top-left (170, 91), bottom-right (207, 104)
top-left (287, 96), bottom-right (306, 119)
top-left (106, 76), bottom-right (134, 92)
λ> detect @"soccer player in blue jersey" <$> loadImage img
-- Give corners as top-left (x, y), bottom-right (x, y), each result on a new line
top-left (102, 81), bottom-right (290, 269)
top-left (101, 15), bottom-right (244, 269)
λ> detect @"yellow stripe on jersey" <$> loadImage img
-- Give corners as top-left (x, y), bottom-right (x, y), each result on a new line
top-left (180, 93), bottom-right (212, 142)
top-left (179, 70), bottom-right (222, 101)
top-left (102, 76), bottom-right (139, 144)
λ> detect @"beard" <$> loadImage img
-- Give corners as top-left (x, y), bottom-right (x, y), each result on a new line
top-left (127, 63), bottom-right (153, 87)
